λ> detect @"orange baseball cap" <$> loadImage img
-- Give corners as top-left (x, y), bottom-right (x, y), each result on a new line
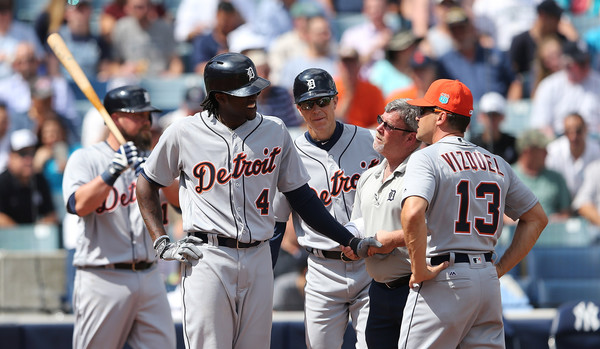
top-left (407, 79), bottom-right (474, 117)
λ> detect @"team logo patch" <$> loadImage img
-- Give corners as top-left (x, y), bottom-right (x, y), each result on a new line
top-left (143, 91), bottom-right (151, 103)
top-left (439, 93), bottom-right (449, 104)
top-left (387, 190), bottom-right (396, 201)
top-left (246, 67), bottom-right (255, 81)
top-left (307, 79), bottom-right (316, 90)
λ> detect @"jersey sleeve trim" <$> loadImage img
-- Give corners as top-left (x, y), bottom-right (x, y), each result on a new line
top-left (140, 169), bottom-right (166, 188)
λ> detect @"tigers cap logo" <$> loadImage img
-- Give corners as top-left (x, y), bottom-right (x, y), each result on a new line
top-left (246, 67), bottom-right (255, 81)
top-left (439, 93), bottom-right (450, 104)
top-left (307, 79), bottom-right (316, 90)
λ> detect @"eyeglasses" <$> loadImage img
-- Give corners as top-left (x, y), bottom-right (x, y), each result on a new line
top-left (298, 96), bottom-right (334, 111)
top-left (377, 115), bottom-right (414, 133)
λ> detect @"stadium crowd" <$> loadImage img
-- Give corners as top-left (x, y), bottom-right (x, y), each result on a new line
top-left (2, 0), bottom-right (600, 315)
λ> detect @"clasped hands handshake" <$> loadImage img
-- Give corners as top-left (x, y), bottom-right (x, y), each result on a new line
top-left (341, 230), bottom-right (399, 261)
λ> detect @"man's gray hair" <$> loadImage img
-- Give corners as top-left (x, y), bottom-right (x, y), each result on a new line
top-left (384, 99), bottom-right (420, 131)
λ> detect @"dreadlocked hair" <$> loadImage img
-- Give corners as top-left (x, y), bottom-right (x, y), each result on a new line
top-left (201, 94), bottom-right (219, 116)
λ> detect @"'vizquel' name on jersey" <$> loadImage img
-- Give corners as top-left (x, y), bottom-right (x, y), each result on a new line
top-left (440, 150), bottom-right (505, 176)
top-left (193, 147), bottom-right (282, 194)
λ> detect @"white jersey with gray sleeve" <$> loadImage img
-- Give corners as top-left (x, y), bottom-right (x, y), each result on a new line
top-left (401, 136), bottom-right (538, 256)
top-left (143, 111), bottom-right (310, 243)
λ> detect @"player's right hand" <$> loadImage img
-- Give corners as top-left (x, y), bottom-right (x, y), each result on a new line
top-left (108, 141), bottom-right (139, 175)
top-left (101, 141), bottom-right (139, 185)
top-left (155, 236), bottom-right (204, 263)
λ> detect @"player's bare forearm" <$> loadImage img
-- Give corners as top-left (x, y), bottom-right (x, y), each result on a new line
top-left (495, 203), bottom-right (547, 278)
top-left (402, 197), bottom-right (429, 279)
top-left (73, 176), bottom-right (117, 216)
top-left (369, 229), bottom-right (405, 255)
top-left (136, 175), bottom-right (168, 241)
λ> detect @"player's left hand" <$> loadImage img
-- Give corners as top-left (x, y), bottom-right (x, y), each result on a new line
top-left (133, 150), bottom-right (149, 176)
top-left (368, 230), bottom-right (399, 256)
top-left (409, 262), bottom-right (449, 289)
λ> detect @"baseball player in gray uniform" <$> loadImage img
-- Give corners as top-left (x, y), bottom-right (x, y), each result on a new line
top-left (135, 53), bottom-right (379, 349)
top-left (376, 79), bottom-right (548, 348)
top-left (273, 68), bottom-right (382, 349)
top-left (342, 99), bottom-right (422, 348)
top-left (62, 86), bottom-right (179, 349)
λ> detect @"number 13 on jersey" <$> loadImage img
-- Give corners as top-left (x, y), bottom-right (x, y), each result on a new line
top-left (455, 180), bottom-right (501, 236)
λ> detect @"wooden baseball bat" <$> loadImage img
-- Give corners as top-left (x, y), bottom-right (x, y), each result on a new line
top-left (46, 33), bottom-right (127, 145)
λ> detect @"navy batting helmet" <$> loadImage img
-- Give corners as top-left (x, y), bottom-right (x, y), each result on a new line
top-left (104, 85), bottom-right (161, 115)
top-left (203, 52), bottom-right (270, 97)
top-left (293, 68), bottom-right (337, 104)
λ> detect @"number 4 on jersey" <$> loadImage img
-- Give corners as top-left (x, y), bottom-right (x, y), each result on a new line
top-left (255, 189), bottom-right (270, 215)
top-left (455, 180), bottom-right (500, 236)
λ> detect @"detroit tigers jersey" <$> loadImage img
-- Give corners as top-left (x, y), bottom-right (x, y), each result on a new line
top-left (351, 158), bottom-right (411, 282)
top-left (275, 123), bottom-right (382, 250)
top-left (62, 142), bottom-right (156, 266)
top-left (143, 110), bottom-right (309, 242)
top-left (401, 136), bottom-right (538, 256)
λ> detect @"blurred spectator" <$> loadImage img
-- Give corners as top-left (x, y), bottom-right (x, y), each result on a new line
top-left (384, 49), bottom-right (438, 102)
top-left (33, 117), bottom-right (74, 200)
top-left (368, 30), bottom-right (420, 98)
top-left (251, 0), bottom-right (321, 47)
top-left (34, 0), bottom-right (66, 47)
top-left (174, 0), bottom-right (219, 42)
top-left (0, 129), bottom-right (57, 227)
top-left (27, 77), bottom-right (65, 133)
top-left (418, 0), bottom-right (461, 59)
top-left (0, 103), bottom-right (8, 172)
top-left (472, 0), bottom-right (537, 52)
top-left (51, 1), bottom-right (112, 81)
top-left (191, 1), bottom-right (242, 74)
top-left (268, 1), bottom-right (323, 85)
top-left (334, 46), bottom-right (385, 128)
top-left (573, 159), bottom-right (600, 226)
top-left (159, 85), bottom-right (205, 129)
top-left (437, 6), bottom-right (515, 101)
top-left (530, 35), bottom-right (564, 97)
top-left (278, 15), bottom-right (337, 91)
top-left (470, 92), bottom-right (518, 164)
top-left (512, 129), bottom-right (571, 220)
top-left (320, 0), bottom-right (363, 15)
top-left (0, 0), bottom-right (45, 79)
top-left (509, 0), bottom-right (569, 99)
top-left (531, 40), bottom-right (600, 137)
top-left (111, 0), bottom-right (183, 77)
top-left (545, 113), bottom-right (600, 197)
top-left (99, 0), bottom-right (167, 42)
top-left (243, 49), bottom-right (302, 127)
top-left (0, 42), bottom-right (80, 143)
top-left (555, 0), bottom-right (600, 17)
top-left (339, 0), bottom-right (394, 77)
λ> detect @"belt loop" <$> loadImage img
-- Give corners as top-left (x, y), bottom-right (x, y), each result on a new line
top-left (132, 263), bottom-right (136, 272)
top-left (449, 252), bottom-right (456, 265)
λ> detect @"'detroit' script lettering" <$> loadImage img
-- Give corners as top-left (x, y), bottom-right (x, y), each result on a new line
top-left (193, 147), bottom-right (282, 194)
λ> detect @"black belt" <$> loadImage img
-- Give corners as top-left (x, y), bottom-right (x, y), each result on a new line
top-left (83, 261), bottom-right (155, 271)
top-left (383, 274), bottom-right (411, 289)
top-left (191, 232), bottom-right (263, 249)
top-left (430, 252), bottom-right (493, 266)
top-left (306, 247), bottom-right (352, 261)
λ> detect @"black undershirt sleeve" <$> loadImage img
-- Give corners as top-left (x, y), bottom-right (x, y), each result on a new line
top-left (283, 183), bottom-right (354, 246)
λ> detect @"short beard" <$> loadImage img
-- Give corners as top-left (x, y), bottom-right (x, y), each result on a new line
top-left (122, 128), bottom-right (152, 151)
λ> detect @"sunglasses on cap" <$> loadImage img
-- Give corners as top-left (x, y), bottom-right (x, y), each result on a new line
top-left (16, 148), bottom-right (36, 157)
top-left (298, 96), bottom-right (334, 111)
top-left (377, 115), bottom-right (415, 133)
